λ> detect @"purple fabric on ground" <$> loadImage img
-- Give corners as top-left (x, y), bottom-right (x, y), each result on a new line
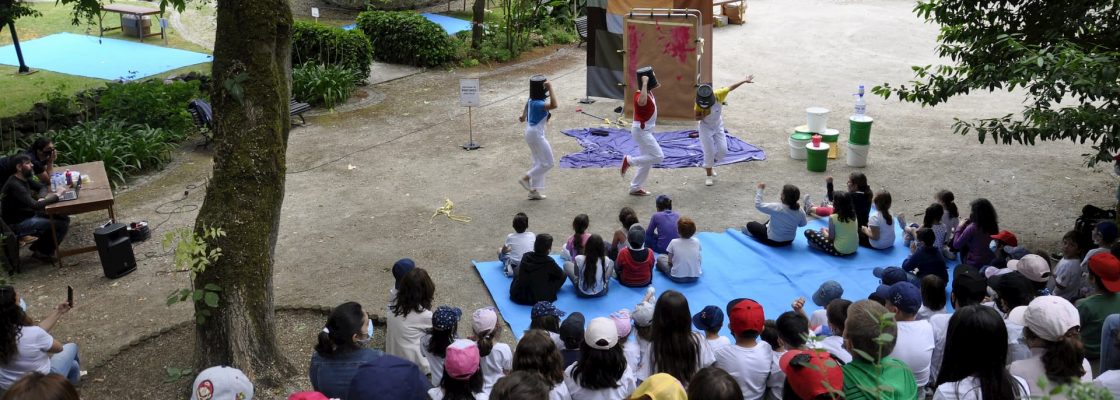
top-left (559, 127), bottom-right (766, 168)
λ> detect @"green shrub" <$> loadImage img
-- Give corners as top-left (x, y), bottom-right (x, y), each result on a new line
top-left (356, 11), bottom-right (458, 67)
top-left (98, 80), bottom-right (200, 136)
top-left (292, 21), bottom-right (375, 84)
top-left (50, 120), bottom-right (186, 186)
top-left (292, 63), bottom-right (359, 108)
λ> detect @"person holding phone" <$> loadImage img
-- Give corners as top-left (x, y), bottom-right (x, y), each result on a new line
top-left (25, 138), bottom-right (57, 187)
top-left (0, 285), bottom-right (80, 389)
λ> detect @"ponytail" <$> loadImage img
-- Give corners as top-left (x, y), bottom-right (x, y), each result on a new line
top-left (1040, 331), bottom-right (1086, 384)
top-left (874, 190), bottom-right (893, 226)
top-left (427, 327), bottom-right (456, 358)
top-left (477, 329), bottom-right (497, 357)
top-left (572, 214), bottom-right (590, 256)
top-left (315, 302), bottom-right (365, 357)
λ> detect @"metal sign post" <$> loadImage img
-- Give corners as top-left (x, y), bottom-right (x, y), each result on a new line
top-left (459, 78), bottom-right (482, 150)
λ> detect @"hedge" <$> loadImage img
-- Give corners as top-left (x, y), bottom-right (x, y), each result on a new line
top-left (292, 21), bottom-right (375, 83)
top-left (355, 11), bottom-right (458, 67)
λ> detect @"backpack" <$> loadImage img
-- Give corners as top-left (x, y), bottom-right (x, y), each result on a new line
top-left (1076, 204), bottom-right (1116, 244)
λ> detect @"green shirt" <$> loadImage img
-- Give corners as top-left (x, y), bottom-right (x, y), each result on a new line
top-left (832, 215), bottom-right (859, 255)
top-left (842, 357), bottom-right (918, 400)
top-left (1077, 292), bottom-right (1120, 359)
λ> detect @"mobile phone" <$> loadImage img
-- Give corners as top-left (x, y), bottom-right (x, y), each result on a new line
top-left (66, 286), bottom-right (73, 307)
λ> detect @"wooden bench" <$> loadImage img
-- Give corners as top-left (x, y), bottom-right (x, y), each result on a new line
top-left (290, 100), bottom-right (311, 125)
top-left (575, 16), bottom-right (589, 48)
top-left (99, 4), bottom-right (165, 42)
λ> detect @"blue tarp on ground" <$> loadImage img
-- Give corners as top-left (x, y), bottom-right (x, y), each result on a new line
top-left (0, 33), bottom-right (212, 81)
top-left (341, 13), bottom-right (471, 35)
top-left (474, 218), bottom-right (958, 340)
top-left (558, 127), bottom-right (766, 169)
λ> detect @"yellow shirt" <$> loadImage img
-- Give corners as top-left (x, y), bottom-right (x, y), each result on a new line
top-left (693, 86), bottom-right (731, 117)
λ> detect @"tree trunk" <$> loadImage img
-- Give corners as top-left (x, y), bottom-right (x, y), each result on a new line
top-left (192, 0), bottom-right (296, 386)
top-left (471, 0), bottom-right (484, 49)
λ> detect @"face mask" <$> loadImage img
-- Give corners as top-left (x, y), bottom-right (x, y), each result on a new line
top-left (989, 240), bottom-right (999, 253)
top-left (357, 320), bottom-right (373, 345)
top-left (18, 298), bottom-right (26, 312)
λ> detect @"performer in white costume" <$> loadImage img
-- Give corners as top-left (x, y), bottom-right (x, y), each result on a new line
top-left (518, 75), bottom-right (558, 200)
top-left (620, 67), bottom-right (663, 196)
top-left (695, 75), bottom-right (753, 186)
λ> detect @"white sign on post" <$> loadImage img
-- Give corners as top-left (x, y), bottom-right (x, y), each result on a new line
top-left (310, 7), bottom-right (320, 18)
top-left (459, 78), bottom-right (481, 107)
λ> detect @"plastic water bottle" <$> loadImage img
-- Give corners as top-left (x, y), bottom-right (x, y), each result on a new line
top-left (854, 85), bottom-right (867, 116)
top-left (64, 170), bottom-right (72, 187)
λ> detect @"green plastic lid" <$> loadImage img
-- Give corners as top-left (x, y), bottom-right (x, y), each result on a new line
top-left (791, 132), bottom-right (813, 141)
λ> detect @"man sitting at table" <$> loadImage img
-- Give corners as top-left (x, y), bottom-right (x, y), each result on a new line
top-left (1, 155), bottom-right (69, 263)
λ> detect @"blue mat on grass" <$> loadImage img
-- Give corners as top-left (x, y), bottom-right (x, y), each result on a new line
top-left (558, 128), bottom-right (766, 169)
top-left (341, 13), bottom-right (471, 34)
top-left (473, 217), bottom-right (958, 341)
top-left (0, 33), bottom-right (212, 81)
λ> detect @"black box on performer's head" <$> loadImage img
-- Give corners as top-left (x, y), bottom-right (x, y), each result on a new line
top-left (529, 75), bottom-right (548, 100)
top-left (636, 66), bottom-right (659, 90)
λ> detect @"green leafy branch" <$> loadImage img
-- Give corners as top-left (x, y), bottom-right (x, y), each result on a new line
top-left (163, 226), bottom-right (226, 324)
top-left (850, 310), bottom-right (896, 397)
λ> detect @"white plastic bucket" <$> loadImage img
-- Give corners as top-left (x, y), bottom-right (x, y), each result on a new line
top-left (847, 142), bottom-right (870, 167)
top-left (789, 135), bottom-right (810, 160)
top-left (806, 107), bottom-right (829, 132)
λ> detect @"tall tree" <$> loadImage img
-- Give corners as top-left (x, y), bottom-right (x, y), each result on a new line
top-left (0, 0), bottom-right (41, 73)
top-left (874, 0), bottom-right (1120, 165)
top-left (190, 0), bottom-right (297, 384)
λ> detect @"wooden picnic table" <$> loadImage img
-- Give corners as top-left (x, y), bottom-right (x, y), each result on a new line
top-left (99, 4), bottom-right (166, 43)
top-left (44, 161), bottom-right (116, 267)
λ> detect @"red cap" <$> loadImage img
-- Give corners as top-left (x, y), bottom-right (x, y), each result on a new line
top-left (1090, 253), bottom-right (1120, 293)
top-left (780, 350), bottom-right (843, 400)
top-left (727, 298), bottom-right (764, 335)
top-left (990, 230), bottom-right (1018, 247)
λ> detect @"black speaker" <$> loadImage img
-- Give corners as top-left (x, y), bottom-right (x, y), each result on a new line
top-left (94, 223), bottom-right (136, 279)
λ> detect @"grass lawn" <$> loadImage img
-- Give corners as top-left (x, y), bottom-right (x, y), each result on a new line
top-left (0, 1), bottom-right (211, 118)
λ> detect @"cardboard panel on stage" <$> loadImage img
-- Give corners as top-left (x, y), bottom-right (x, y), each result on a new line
top-left (622, 13), bottom-right (707, 121)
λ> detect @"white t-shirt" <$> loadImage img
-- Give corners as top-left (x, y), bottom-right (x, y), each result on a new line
top-left (385, 308), bottom-right (434, 375)
top-left (623, 338), bottom-right (642, 374)
top-left (816, 335), bottom-right (852, 364)
top-left (929, 312), bottom-right (952, 385)
top-left (563, 362), bottom-right (637, 400)
top-left (766, 350), bottom-right (786, 399)
top-left (549, 382), bottom-right (573, 400)
top-left (636, 332), bottom-right (715, 381)
top-left (422, 335), bottom-right (447, 386)
top-left (428, 388), bottom-right (488, 400)
top-left (0, 326), bottom-right (53, 389)
top-left (573, 255), bottom-right (614, 295)
top-left (666, 238), bottom-right (702, 278)
top-left (706, 336), bottom-right (731, 352)
top-left (868, 212), bottom-right (897, 249)
top-left (481, 343), bottom-right (514, 393)
top-left (1008, 348), bottom-right (1092, 398)
top-left (917, 305), bottom-right (947, 321)
top-left (506, 231), bottom-right (536, 263)
top-left (713, 341), bottom-right (774, 400)
top-left (932, 375), bottom-right (1030, 400)
top-left (1095, 370), bottom-right (1120, 398)
top-left (888, 320), bottom-right (934, 386)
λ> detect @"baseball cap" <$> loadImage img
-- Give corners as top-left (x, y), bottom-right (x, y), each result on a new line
top-left (727, 298), bottom-right (765, 335)
top-left (531, 301), bottom-right (565, 319)
top-left (812, 280), bottom-right (844, 307)
top-left (1009, 254), bottom-right (1052, 283)
top-left (633, 301), bottom-right (655, 327)
top-left (610, 309), bottom-right (633, 337)
top-left (628, 225), bottom-right (646, 249)
top-left (780, 350), bottom-right (843, 400)
top-left (871, 284), bottom-right (891, 304)
top-left (559, 312), bottom-right (586, 350)
top-left (586, 317), bottom-right (620, 350)
top-left (472, 307), bottom-right (498, 334)
top-left (348, 354), bottom-right (432, 400)
top-left (1007, 295), bottom-right (1081, 342)
top-left (432, 306), bottom-right (462, 331)
top-left (692, 305), bottom-right (725, 332)
top-left (887, 282), bottom-right (922, 314)
top-left (628, 373), bottom-right (686, 400)
top-left (991, 230), bottom-right (1019, 247)
top-left (952, 265), bottom-right (988, 303)
top-left (191, 366), bottom-right (253, 400)
top-left (1090, 252), bottom-right (1120, 292)
top-left (874, 266), bottom-right (917, 286)
top-left (445, 339), bottom-right (481, 380)
top-left (1099, 221), bottom-right (1119, 243)
top-left (289, 392), bottom-right (329, 400)
top-left (392, 258), bottom-right (416, 289)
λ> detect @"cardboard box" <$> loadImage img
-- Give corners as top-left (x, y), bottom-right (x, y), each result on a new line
top-left (723, 2), bottom-right (746, 25)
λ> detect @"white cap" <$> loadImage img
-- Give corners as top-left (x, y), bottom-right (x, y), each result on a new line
top-left (632, 301), bottom-right (655, 327)
top-left (191, 366), bottom-right (253, 400)
top-left (585, 317), bottom-right (620, 350)
top-left (1007, 295), bottom-right (1080, 342)
top-left (1008, 254), bottom-right (1052, 283)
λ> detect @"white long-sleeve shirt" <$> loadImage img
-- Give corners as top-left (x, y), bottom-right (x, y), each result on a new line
top-left (755, 188), bottom-right (808, 242)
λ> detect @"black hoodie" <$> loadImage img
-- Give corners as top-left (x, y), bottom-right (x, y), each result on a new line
top-left (509, 252), bottom-right (565, 305)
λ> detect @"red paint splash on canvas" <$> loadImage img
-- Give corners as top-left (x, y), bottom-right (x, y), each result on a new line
top-left (627, 25), bottom-right (645, 90)
top-left (661, 26), bottom-right (695, 64)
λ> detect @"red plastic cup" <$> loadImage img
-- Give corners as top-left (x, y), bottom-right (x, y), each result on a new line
top-left (811, 134), bottom-right (822, 147)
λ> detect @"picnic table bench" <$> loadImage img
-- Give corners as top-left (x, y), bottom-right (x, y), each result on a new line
top-left (575, 16), bottom-right (589, 48)
top-left (99, 4), bottom-right (165, 43)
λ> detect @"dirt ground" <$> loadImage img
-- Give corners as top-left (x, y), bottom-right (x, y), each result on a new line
top-left (9, 0), bottom-right (1115, 397)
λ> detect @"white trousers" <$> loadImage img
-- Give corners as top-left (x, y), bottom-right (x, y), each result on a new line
top-left (524, 122), bottom-right (554, 190)
top-left (629, 124), bottom-right (664, 191)
top-left (698, 122), bottom-right (727, 169)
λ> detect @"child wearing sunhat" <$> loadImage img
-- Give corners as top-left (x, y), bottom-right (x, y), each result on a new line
top-left (471, 307), bottom-right (512, 394)
top-left (429, 339), bottom-right (486, 400)
top-left (424, 306), bottom-right (463, 386)
top-left (1008, 295), bottom-right (1092, 397)
top-left (530, 301), bottom-right (567, 350)
top-left (627, 373), bottom-right (687, 400)
top-left (563, 317), bottom-right (638, 398)
top-left (692, 305), bottom-right (730, 351)
top-left (810, 280), bottom-right (843, 335)
top-left (712, 298), bottom-right (773, 399)
top-left (883, 281), bottom-right (935, 388)
top-left (779, 349), bottom-right (844, 400)
top-left (1078, 252), bottom-right (1120, 360)
top-left (191, 366), bottom-right (254, 400)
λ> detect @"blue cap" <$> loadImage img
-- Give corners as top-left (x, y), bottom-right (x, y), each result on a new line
top-left (348, 354), bottom-right (432, 400)
top-left (812, 280), bottom-right (844, 307)
top-left (432, 306), bottom-right (462, 331)
top-left (531, 301), bottom-right (565, 319)
top-left (871, 284), bottom-right (891, 303)
top-left (887, 282), bottom-right (922, 314)
top-left (392, 258), bottom-right (416, 289)
top-left (692, 305), bottom-right (725, 332)
top-left (874, 266), bottom-right (918, 286)
top-left (1099, 221), bottom-right (1119, 243)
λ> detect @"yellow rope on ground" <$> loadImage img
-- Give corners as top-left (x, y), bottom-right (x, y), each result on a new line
top-left (431, 198), bottom-right (471, 223)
